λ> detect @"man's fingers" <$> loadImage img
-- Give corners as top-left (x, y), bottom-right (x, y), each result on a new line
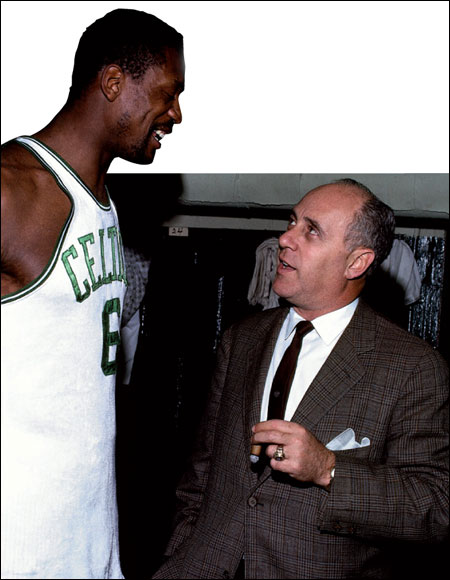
top-left (252, 430), bottom-right (291, 446)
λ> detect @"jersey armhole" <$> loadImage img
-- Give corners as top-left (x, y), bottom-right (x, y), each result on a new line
top-left (1, 140), bottom-right (76, 304)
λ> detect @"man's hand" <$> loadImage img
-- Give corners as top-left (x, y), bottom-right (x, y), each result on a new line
top-left (251, 419), bottom-right (335, 488)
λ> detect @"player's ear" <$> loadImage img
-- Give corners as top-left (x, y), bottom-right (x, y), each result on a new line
top-left (346, 248), bottom-right (375, 279)
top-left (101, 65), bottom-right (124, 102)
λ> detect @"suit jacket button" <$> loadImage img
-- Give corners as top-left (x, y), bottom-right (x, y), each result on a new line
top-left (248, 496), bottom-right (258, 507)
top-left (332, 522), bottom-right (342, 531)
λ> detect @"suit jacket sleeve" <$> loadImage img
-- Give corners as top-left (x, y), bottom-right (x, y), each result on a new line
top-left (318, 342), bottom-right (449, 542)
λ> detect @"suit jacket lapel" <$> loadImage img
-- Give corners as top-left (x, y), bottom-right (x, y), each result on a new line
top-left (291, 300), bottom-right (376, 432)
top-left (246, 301), bottom-right (376, 484)
top-left (243, 308), bottom-right (289, 434)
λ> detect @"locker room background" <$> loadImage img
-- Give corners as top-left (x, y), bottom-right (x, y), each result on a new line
top-left (107, 173), bottom-right (449, 578)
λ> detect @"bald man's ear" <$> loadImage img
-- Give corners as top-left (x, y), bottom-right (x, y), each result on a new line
top-left (346, 248), bottom-right (375, 280)
top-left (101, 65), bottom-right (124, 102)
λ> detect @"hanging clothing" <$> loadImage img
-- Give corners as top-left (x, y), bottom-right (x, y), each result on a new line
top-left (379, 239), bottom-right (421, 305)
top-left (247, 237), bottom-right (280, 310)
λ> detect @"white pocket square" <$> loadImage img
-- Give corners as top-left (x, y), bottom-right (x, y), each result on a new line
top-left (326, 428), bottom-right (370, 451)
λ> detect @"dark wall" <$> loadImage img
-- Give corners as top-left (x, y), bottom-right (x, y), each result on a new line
top-left (114, 228), bottom-right (272, 577)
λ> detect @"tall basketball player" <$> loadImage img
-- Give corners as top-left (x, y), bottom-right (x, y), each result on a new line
top-left (1, 9), bottom-right (184, 579)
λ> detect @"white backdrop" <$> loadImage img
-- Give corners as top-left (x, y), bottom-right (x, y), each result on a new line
top-left (1, 1), bottom-right (449, 173)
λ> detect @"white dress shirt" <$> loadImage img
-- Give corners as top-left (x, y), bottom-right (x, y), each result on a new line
top-left (260, 298), bottom-right (359, 421)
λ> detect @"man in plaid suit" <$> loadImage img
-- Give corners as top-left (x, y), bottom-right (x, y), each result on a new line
top-left (153, 180), bottom-right (448, 579)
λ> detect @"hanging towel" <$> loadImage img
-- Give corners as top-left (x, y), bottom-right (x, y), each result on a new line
top-left (247, 237), bottom-right (280, 310)
top-left (122, 247), bottom-right (151, 326)
top-left (379, 239), bottom-right (422, 305)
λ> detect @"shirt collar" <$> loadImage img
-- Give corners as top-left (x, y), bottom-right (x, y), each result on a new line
top-left (285, 298), bottom-right (359, 346)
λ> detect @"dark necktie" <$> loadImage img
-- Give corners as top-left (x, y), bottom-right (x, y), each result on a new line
top-left (267, 320), bottom-right (314, 420)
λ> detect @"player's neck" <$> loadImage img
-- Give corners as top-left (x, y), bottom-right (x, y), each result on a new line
top-left (33, 109), bottom-right (112, 204)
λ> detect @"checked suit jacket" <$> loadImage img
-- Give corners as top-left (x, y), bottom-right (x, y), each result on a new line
top-left (153, 300), bottom-right (449, 579)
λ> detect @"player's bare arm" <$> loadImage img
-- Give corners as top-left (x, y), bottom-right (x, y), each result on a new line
top-left (1, 143), bottom-right (72, 297)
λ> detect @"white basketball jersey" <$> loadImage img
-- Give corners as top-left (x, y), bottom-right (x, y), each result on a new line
top-left (1, 136), bottom-right (127, 579)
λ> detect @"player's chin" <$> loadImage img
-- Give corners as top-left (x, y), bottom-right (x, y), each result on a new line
top-left (124, 138), bottom-right (158, 165)
top-left (124, 149), bottom-right (156, 165)
top-left (134, 155), bottom-right (155, 165)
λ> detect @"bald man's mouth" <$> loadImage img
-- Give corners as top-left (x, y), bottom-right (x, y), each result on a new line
top-left (277, 258), bottom-right (296, 274)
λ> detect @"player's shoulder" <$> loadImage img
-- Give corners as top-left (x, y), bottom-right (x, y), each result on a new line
top-left (2, 138), bottom-right (32, 169)
top-left (1, 138), bottom-right (54, 204)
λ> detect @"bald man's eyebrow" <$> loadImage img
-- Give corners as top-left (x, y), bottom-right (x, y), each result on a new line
top-left (304, 216), bottom-right (324, 236)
